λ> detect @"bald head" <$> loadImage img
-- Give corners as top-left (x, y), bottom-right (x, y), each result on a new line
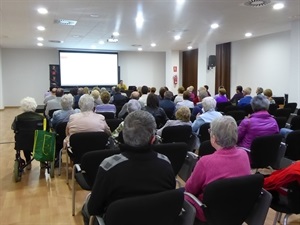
top-left (130, 91), bottom-right (140, 100)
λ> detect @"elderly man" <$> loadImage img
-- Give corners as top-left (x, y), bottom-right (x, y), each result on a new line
top-left (192, 97), bottom-right (223, 134)
top-left (117, 91), bottom-right (141, 119)
top-left (82, 110), bottom-right (176, 225)
top-left (45, 88), bottom-right (64, 119)
top-left (238, 87), bottom-right (252, 109)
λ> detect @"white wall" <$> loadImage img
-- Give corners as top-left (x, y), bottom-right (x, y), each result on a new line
top-left (0, 48), bottom-right (3, 109)
top-left (231, 31), bottom-right (290, 99)
top-left (1, 49), bottom-right (166, 106)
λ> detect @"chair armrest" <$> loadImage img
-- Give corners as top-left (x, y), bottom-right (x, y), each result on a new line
top-left (75, 163), bottom-right (81, 172)
top-left (89, 215), bottom-right (105, 225)
top-left (184, 192), bottom-right (206, 208)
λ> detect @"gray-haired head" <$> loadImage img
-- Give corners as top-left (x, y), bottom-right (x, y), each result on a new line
top-left (251, 95), bottom-right (270, 112)
top-left (127, 99), bottom-right (141, 113)
top-left (198, 87), bottom-right (208, 100)
top-left (202, 96), bottom-right (217, 112)
top-left (78, 94), bottom-right (94, 112)
top-left (61, 94), bottom-right (74, 110)
top-left (20, 97), bottom-right (37, 112)
top-left (256, 87), bottom-right (264, 95)
top-left (210, 116), bottom-right (237, 148)
top-left (123, 110), bottom-right (156, 147)
top-left (164, 91), bottom-right (173, 100)
top-left (243, 87), bottom-right (252, 95)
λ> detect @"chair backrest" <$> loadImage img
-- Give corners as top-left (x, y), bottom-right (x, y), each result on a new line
top-left (223, 105), bottom-right (238, 114)
top-left (290, 115), bottom-right (300, 130)
top-left (104, 189), bottom-right (184, 225)
top-left (178, 152), bottom-right (199, 182)
top-left (69, 132), bottom-right (109, 163)
top-left (152, 142), bottom-right (188, 175)
top-left (202, 174), bottom-right (264, 225)
top-left (161, 125), bottom-right (192, 144)
top-left (14, 119), bottom-right (44, 151)
top-left (199, 123), bottom-right (210, 143)
top-left (250, 134), bottom-right (282, 169)
top-left (198, 140), bottom-right (216, 157)
top-left (285, 130), bottom-right (300, 161)
top-left (55, 122), bottom-right (68, 151)
top-left (96, 112), bottom-right (115, 119)
top-left (284, 102), bottom-right (297, 113)
top-left (225, 110), bottom-right (246, 122)
top-left (243, 104), bottom-right (254, 115)
top-left (268, 104), bottom-right (279, 115)
top-left (216, 102), bottom-right (232, 113)
top-left (274, 108), bottom-right (292, 120)
top-left (48, 108), bottom-right (60, 118)
top-left (80, 149), bottom-right (121, 187)
top-left (106, 118), bottom-right (123, 132)
top-left (274, 116), bottom-right (288, 129)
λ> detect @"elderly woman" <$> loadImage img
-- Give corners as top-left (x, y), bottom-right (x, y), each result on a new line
top-left (91, 89), bottom-right (102, 106)
top-left (94, 91), bottom-right (117, 115)
top-left (51, 94), bottom-right (80, 129)
top-left (185, 116), bottom-right (251, 223)
top-left (215, 88), bottom-right (228, 103)
top-left (237, 95), bottom-right (279, 149)
top-left (157, 106), bottom-right (192, 136)
top-left (263, 88), bottom-right (276, 104)
top-left (11, 97), bottom-right (44, 169)
top-left (64, 94), bottom-right (111, 148)
top-left (192, 97), bottom-right (223, 134)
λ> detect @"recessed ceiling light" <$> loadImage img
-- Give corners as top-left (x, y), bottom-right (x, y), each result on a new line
top-left (187, 46), bottom-right (192, 50)
top-left (113, 32), bottom-right (119, 37)
top-left (273, 3), bottom-right (284, 10)
top-left (138, 47), bottom-right (143, 51)
top-left (135, 13), bottom-right (144, 28)
top-left (99, 40), bottom-right (105, 45)
top-left (151, 43), bottom-right (156, 47)
top-left (174, 35), bottom-right (181, 40)
top-left (37, 37), bottom-right (44, 41)
top-left (245, 32), bottom-right (252, 37)
top-left (37, 8), bottom-right (48, 14)
top-left (211, 23), bottom-right (219, 29)
top-left (37, 26), bottom-right (45, 31)
top-left (37, 43), bottom-right (43, 46)
top-left (176, 0), bottom-right (185, 3)
top-left (90, 14), bottom-right (99, 18)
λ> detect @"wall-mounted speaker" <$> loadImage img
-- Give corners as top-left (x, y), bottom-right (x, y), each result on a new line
top-left (208, 55), bottom-right (216, 69)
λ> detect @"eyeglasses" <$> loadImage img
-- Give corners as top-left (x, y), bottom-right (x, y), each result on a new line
top-left (208, 128), bottom-right (211, 134)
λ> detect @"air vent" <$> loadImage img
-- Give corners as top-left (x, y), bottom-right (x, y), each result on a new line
top-left (48, 40), bottom-right (64, 43)
top-left (244, 0), bottom-right (271, 8)
top-left (54, 19), bottom-right (77, 26)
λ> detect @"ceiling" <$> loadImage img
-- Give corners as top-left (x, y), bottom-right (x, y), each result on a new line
top-left (0, 0), bottom-right (300, 52)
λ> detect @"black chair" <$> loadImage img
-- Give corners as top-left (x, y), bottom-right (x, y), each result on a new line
top-left (185, 174), bottom-right (269, 225)
top-left (284, 102), bottom-right (297, 113)
top-left (66, 132), bottom-right (109, 183)
top-left (199, 123), bottom-right (210, 143)
top-left (243, 104), bottom-right (254, 115)
top-left (48, 108), bottom-right (60, 119)
top-left (274, 108), bottom-right (292, 120)
top-left (152, 142), bottom-right (188, 176)
top-left (161, 125), bottom-right (192, 144)
top-left (225, 110), bottom-right (246, 122)
top-left (289, 115), bottom-right (300, 130)
top-left (198, 140), bottom-right (216, 157)
top-left (216, 102), bottom-right (232, 113)
top-left (72, 149), bottom-right (120, 216)
top-left (270, 181), bottom-right (300, 225)
top-left (55, 122), bottom-right (68, 176)
top-left (96, 112), bottom-right (115, 119)
top-left (89, 189), bottom-right (195, 225)
top-left (178, 151), bottom-right (199, 182)
top-left (275, 116), bottom-right (288, 129)
top-left (106, 118), bottom-right (123, 132)
top-left (250, 134), bottom-right (283, 170)
top-left (223, 105), bottom-right (238, 114)
top-left (268, 103), bottom-right (279, 115)
top-left (284, 130), bottom-right (300, 161)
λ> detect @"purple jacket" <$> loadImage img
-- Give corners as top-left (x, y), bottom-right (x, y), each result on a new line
top-left (237, 111), bottom-right (279, 149)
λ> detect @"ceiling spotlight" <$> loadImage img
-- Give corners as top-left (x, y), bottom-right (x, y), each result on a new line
top-left (245, 32), bottom-right (252, 37)
top-left (37, 26), bottom-right (45, 31)
top-left (113, 32), bottom-right (119, 37)
top-left (273, 3), bottom-right (284, 10)
top-left (211, 23), bottom-right (219, 29)
top-left (151, 43), bottom-right (156, 47)
top-left (138, 47), bottom-right (143, 51)
top-left (174, 35), bottom-right (181, 40)
top-left (37, 37), bottom-right (44, 41)
top-left (135, 13), bottom-right (144, 28)
top-left (187, 46), bottom-right (192, 50)
top-left (37, 8), bottom-right (48, 14)
top-left (37, 43), bottom-right (43, 46)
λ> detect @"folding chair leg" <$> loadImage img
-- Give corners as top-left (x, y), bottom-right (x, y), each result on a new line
top-left (283, 214), bottom-right (290, 225)
top-left (273, 212), bottom-right (281, 225)
top-left (72, 165), bottom-right (76, 216)
top-left (66, 151), bottom-right (69, 184)
top-left (58, 148), bottom-right (63, 176)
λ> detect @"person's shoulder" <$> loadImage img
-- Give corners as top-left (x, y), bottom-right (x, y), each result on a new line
top-left (100, 153), bottom-right (129, 171)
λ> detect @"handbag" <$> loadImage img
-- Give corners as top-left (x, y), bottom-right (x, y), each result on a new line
top-left (33, 119), bottom-right (56, 162)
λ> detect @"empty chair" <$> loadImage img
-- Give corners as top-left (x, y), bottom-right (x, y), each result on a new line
top-left (185, 174), bottom-right (269, 225)
top-left (225, 110), bottom-right (246, 122)
top-left (274, 108), bottom-right (292, 120)
top-left (284, 102), bottom-right (297, 113)
top-left (89, 189), bottom-right (195, 225)
top-left (268, 103), bottom-right (279, 115)
top-left (250, 134), bottom-right (283, 170)
top-left (285, 130), bottom-right (300, 161)
top-left (275, 116), bottom-right (288, 129)
top-left (72, 149), bottom-right (120, 215)
top-left (289, 115), bottom-right (300, 130)
top-left (198, 140), bottom-right (216, 157)
top-left (161, 125), bottom-right (192, 144)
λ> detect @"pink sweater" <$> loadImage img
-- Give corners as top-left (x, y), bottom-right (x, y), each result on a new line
top-left (185, 147), bottom-right (251, 221)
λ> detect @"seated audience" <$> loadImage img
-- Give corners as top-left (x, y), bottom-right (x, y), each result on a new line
top-left (81, 110), bottom-right (176, 224)
top-left (64, 94), bottom-right (111, 148)
top-left (174, 86), bottom-right (185, 104)
top-left (263, 88), bottom-right (276, 104)
top-left (138, 85), bottom-right (149, 107)
top-left (192, 87), bottom-right (208, 117)
top-left (91, 89), bottom-right (102, 106)
top-left (118, 91), bottom-right (141, 119)
top-left (215, 88), bottom-right (228, 103)
top-left (230, 85), bottom-right (243, 105)
top-left (256, 87), bottom-right (264, 95)
top-left (158, 87), bottom-right (167, 101)
top-left (110, 87), bottom-right (128, 106)
top-left (157, 106), bottom-right (192, 136)
top-left (45, 88), bottom-right (64, 119)
top-left (11, 97), bottom-right (44, 169)
top-left (214, 86), bottom-right (226, 99)
top-left (44, 87), bottom-right (57, 104)
top-left (73, 87), bottom-right (84, 109)
top-left (95, 91), bottom-right (117, 116)
top-left (159, 91), bottom-right (176, 119)
top-left (237, 87), bottom-right (252, 109)
top-left (176, 91), bottom-right (194, 110)
top-left (185, 116), bottom-right (251, 223)
top-left (143, 93), bottom-right (169, 129)
top-left (83, 87), bottom-right (90, 94)
top-left (204, 85), bottom-right (211, 96)
top-left (192, 97), bottom-right (223, 134)
top-left (237, 95), bottom-right (279, 149)
top-left (187, 86), bottom-right (196, 101)
top-left (51, 94), bottom-right (80, 129)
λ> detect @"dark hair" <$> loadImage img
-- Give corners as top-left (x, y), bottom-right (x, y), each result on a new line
top-left (150, 87), bottom-right (156, 93)
top-left (56, 88), bottom-right (64, 97)
top-left (141, 85), bottom-right (148, 94)
top-left (159, 87), bottom-right (166, 99)
top-left (204, 85), bottom-right (209, 90)
top-left (114, 87), bottom-right (120, 93)
top-left (69, 88), bottom-right (78, 96)
top-left (236, 85), bottom-right (243, 92)
top-left (183, 91), bottom-right (190, 100)
top-left (147, 93), bottom-right (159, 108)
